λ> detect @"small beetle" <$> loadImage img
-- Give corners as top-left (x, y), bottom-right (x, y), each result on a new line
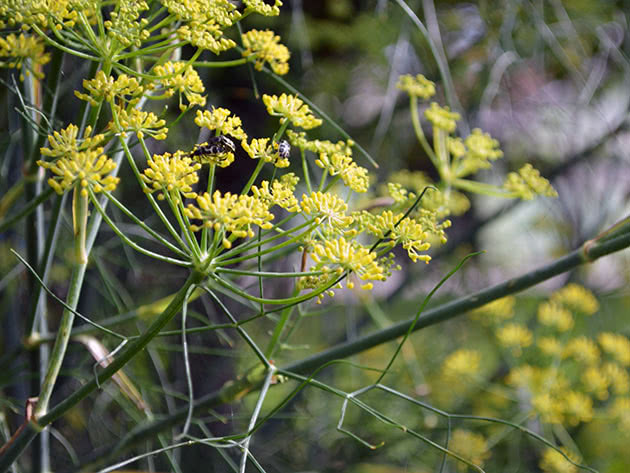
top-left (276, 140), bottom-right (291, 159)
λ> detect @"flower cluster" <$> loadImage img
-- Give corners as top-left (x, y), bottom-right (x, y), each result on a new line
top-left (185, 191), bottom-right (274, 248)
top-left (153, 61), bottom-right (206, 111)
top-left (242, 29), bottom-right (290, 75)
top-left (141, 152), bottom-right (201, 203)
top-left (0, 33), bottom-right (50, 80)
top-left (195, 107), bottom-right (246, 141)
top-left (262, 93), bottom-right (323, 129)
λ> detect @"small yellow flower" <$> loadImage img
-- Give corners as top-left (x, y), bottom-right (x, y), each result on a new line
top-left (551, 284), bottom-right (599, 315)
top-left (442, 349), bottom-right (481, 378)
top-left (241, 138), bottom-right (289, 168)
top-left (310, 237), bottom-right (385, 289)
top-left (532, 392), bottom-right (565, 424)
top-left (503, 163), bottom-right (558, 200)
top-left (396, 74), bottom-right (436, 100)
top-left (141, 152), bottom-right (201, 203)
top-left (563, 336), bottom-right (600, 365)
top-left (563, 390), bottom-right (593, 426)
top-left (598, 332), bottom-right (630, 366)
top-left (243, 0), bottom-right (282, 16)
top-left (185, 191), bottom-right (274, 247)
top-left (604, 362), bottom-right (630, 395)
top-left (194, 107), bottom-right (246, 141)
top-left (300, 191), bottom-right (353, 230)
top-left (103, 0), bottom-right (150, 48)
top-left (111, 107), bottom-right (168, 140)
top-left (38, 149), bottom-right (120, 197)
top-left (453, 128), bottom-right (503, 178)
top-left (366, 210), bottom-right (431, 263)
top-left (154, 61), bottom-right (206, 111)
top-left (242, 29), bottom-right (290, 75)
top-left (469, 296), bottom-right (515, 324)
top-left (424, 102), bottom-right (460, 133)
top-left (540, 447), bottom-right (579, 473)
top-left (75, 71), bottom-right (143, 107)
top-left (449, 429), bottom-right (490, 471)
top-left (608, 397), bottom-right (630, 429)
top-left (537, 336), bottom-right (563, 357)
top-left (40, 124), bottom-right (105, 159)
top-left (262, 93), bottom-right (322, 129)
top-left (538, 301), bottom-right (574, 332)
top-left (581, 366), bottom-right (609, 400)
top-left (496, 323), bottom-right (533, 356)
top-left (0, 33), bottom-right (50, 80)
top-left (315, 149), bottom-right (369, 193)
top-left (252, 174), bottom-right (300, 212)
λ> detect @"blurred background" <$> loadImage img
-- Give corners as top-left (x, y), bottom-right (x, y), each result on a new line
top-left (3, 0), bottom-right (630, 471)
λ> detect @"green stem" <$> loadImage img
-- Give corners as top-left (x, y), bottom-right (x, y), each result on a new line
top-left (241, 159), bottom-right (266, 195)
top-left (0, 185), bottom-right (54, 235)
top-left (300, 149), bottom-right (312, 194)
top-left (409, 96), bottom-right (438, 168)
top-left (0, 271), bottom-right (206, 471)
top-left (265, 288), bottom-right (299, 358)
top-left (73, 188), bottom-right (89, 265)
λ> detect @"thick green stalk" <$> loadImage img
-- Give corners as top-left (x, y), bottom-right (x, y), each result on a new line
top-left (0, 271), bottom-right (205, 472)
top-left (81, 228), bottom-right (630, 467)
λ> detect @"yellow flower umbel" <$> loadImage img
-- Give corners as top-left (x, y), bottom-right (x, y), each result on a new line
top-left (424, 102), bottom-right (460, 133)
top-left (396, 74), bottom-right (436, 100)
top-left (538, 301), bottom-right (574, 332)
top-left (112, 107), bottom-right (168, 140)
top-left (598, 333), bottom-right (630, 366)
top-left (194, 107), bottom-right (246, 141)
top-left (39, 124), bottom-right (105, 159)
top-left (162, 0), bottom-right (239, 53)
top-left (563, 336), bottom-right (600, 365)
top-left (38, 127), bottom-right (120, 265)
top-left (496, 323), bottom-right (533, 356)
top-left (366, 210), bottom-right (431, 263)
top-left (251, 173), bottom-right (300, 212)
top-left (442, 349), bottom-right (481, 378)
top-left (154, 61), bottom-right (206, 111)
top-left (262, 93), bottom-right (322, 129)
top-left (310, 237), bottom-right (385, 290)
top-left (242, 29), bottom-right (290, 75)
top-left (103, 0), bottom-right (150, 48)
top-left (185, 191), bottom-right (274, 248)
top-left (550, 283), bottom-right (599, 315)
top-left (242, 138), bottom-right (289, 168)
top-left (243, 0), bottom-right (282, 16)
top-left (300, 191), bottom-right (353, 233)
top-left (449, 429), bottom-right (491, 471)
top-left (0, 33), bottom-right (50, 80)
top-left (503, 163), bottom-right (558, 200)
top-left (452, 128), bottom-right (504, 178)
top-left (540, 447), bottom-right (579, 473)
top-left (75, 71), bottom-right (143, 107)
top-left (141, 152), bottom-right (201, 203)
top-left (469, 296), bottom-right (515, 325)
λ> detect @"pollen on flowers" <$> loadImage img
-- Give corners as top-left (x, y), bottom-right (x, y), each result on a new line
top-left (550, 283), bottom-right (599, 315)
top-left (442, 349), bottom-right (481, 378)
top-left (252, 173), bottom-right (300, 212)
top-left (111, 107), bottom-right (168, 140)
top-left (242, 29), bottom-right (290, 75)
top-left (141, 152), bottom-right (201, 203)
top-left (37, 148), bottom-right (120, 197)
top-left (539, 447), bottom-right (579, 473)
top-left (396, 73), bottom-right (435, 100)
top-left (503, 163), bottom-right (558, 200)
top-left (598, 333), bottom-right (630, 366)
top-left (310, 237), bottom-right (386, 290)
top-left (496, 323), bottom-right (533, 356)
top-left (40, 124), bottom-right (105, 159)
top-left (185, 191), bottom-right (274, 248)
top-left (449, 429), bottom-right (491, 471)
top-left (262, 93), bottom-right (322, 129)
top-left (300, 191), bottom-right (353, 231)
top-left (242, 138), bottom-right (289, 167)
top-left (154, 61), bottom-right (206, 111)
top-left (243, 0), bottom-right (282, 16)
top-left (74, 71), bottom-right (143, 107)
top-left (194, 107), bottom-right (246, 141)
top-left (0, 33), bottom-right (50, 80)
top-left (424, 102), bottom-right (460, 133)
top-left (365, 210), bottom-right (431, 263)
top-left (538, 301), bottom-right (574, 332)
